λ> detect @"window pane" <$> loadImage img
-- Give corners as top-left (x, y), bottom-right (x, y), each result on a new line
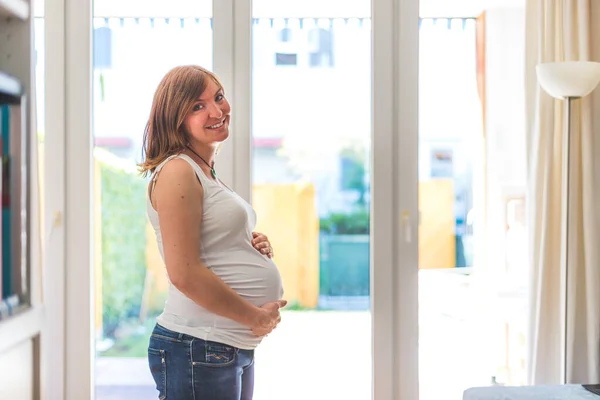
top-left (251, 3), bottom-right (372, 400)
top-left (417, 16), bottom-right (529, 399)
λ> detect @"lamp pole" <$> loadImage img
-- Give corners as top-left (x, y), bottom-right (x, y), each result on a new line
top-left (560, 95), bottom-right (576, 385)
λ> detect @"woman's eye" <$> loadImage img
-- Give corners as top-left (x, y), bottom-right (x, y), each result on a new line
top-left (193, 104), bottom-right (203, 111)
top-left (216, 94), bottom-right (224, 102)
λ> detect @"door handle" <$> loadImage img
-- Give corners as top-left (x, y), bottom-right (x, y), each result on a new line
top-left (401, 210), bottom-right (412, 243)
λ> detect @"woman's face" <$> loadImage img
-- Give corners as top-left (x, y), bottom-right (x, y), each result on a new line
top-left (183, 78), bottom-right (231, 149)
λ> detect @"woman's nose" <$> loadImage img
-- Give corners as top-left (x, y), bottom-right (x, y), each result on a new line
top-left (208, 103), bottom-right (223, 118)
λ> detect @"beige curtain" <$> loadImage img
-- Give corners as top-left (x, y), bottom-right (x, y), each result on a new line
top-left (525, 0), bottom-right (600, 385)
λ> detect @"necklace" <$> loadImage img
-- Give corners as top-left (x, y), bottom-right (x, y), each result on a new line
top-left (187, 146), bottom-right (217, 179)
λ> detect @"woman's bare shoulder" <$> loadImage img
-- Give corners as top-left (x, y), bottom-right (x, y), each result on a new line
top-left (153, 158), bottom-right (203, 208)
top-left (157, 157), bottom-right (203, 185)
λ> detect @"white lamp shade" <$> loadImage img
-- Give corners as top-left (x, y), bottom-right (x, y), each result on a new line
top-left (536, 61), bottom-right (600, 99)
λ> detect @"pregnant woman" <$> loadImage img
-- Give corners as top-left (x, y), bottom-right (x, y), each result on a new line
top-left (139, 65), bottom-right (286, 400)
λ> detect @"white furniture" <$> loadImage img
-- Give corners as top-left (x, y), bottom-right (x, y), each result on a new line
top-left (0, 1), bottom-right (43, 400)
top-left (464, 384), bottom-right (599, 400)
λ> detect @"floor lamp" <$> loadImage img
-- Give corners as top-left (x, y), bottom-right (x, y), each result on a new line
top-left (536, 60), bottom-right (600, 384)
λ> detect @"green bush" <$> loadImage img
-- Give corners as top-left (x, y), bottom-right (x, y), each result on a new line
top-left (319, 208), bottom-right (370, 235)
top-left (96, 149), bottom-right (148, 338)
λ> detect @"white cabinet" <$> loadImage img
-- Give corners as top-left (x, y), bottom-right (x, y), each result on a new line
top-left (0, 2), bottom-right (43, 399)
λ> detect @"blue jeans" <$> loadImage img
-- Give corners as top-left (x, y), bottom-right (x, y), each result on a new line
top-left (148, 323), bottom-right (255, 400)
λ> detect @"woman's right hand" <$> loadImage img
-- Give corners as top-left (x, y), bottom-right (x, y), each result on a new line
top-left (251, 300), bottom-right (287, 337)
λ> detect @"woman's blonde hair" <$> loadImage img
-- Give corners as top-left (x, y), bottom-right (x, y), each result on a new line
top-left (138, 65), bottom-right (223, 177)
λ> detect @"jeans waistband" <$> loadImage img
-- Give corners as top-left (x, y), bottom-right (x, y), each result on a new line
top-left (153, 323), bottom-right (194, 342)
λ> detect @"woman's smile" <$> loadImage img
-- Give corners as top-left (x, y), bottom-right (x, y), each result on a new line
top-left (205, 115), bottom-right (228, 130)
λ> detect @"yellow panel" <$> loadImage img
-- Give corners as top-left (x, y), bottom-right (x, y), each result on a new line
top-left (253, 183), bottom-right (320, 308)
top-left (418, 179), bottom-right (456, 269)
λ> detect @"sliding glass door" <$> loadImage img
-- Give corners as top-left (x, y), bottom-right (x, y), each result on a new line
top-left (249, 2), bottom-right (372, 399)
top-left (417, 17), bottom-right (484, 400)
top-left (417, 11), bottom-right (529, 399)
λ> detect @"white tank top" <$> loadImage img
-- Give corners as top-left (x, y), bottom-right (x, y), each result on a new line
top-left (147, 154), bottom-right (284, 350)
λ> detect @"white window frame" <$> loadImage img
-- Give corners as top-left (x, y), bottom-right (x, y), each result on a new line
top-left (45, 0), bottom-right (94, 398)
top-left (44, 0), bottom-right (420, 398)
top-left (43, 0), bottom-right (66, 397)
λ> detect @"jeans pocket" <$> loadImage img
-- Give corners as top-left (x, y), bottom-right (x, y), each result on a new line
top-left (148, 348), bottom-right (167, 399)
top-left (192, 340), bottom-right (237, 367)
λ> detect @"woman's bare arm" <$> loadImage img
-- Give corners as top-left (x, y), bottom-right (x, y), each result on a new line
top-left (152, 159), bottom-right (280, 330)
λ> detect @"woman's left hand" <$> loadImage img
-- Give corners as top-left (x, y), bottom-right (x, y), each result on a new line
top-left (252, 232), bottom-right (274, 258)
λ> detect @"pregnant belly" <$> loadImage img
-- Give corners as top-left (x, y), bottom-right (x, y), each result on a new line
top-left (206, 249), bottom-right (284, 307)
